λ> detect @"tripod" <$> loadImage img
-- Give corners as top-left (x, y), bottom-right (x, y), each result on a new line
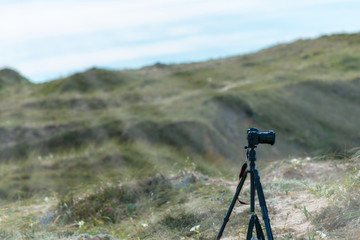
top-left (216, 146), bottom-right (274, 240)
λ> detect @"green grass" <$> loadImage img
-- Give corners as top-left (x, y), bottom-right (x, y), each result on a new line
top-left (1, 32), bottom-right (360, 239)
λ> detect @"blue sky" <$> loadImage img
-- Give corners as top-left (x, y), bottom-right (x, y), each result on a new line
top-left (1, 0), bottom-right (360, 83)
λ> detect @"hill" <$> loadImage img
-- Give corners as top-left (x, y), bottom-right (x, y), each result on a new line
top-left (3, 34), bottom-right (360, 156)
top-left (0, 68), bottom-right (31, 89)
top-left (1, 33), bottom-right (360, 196)
top-left (0, 32), bottom-right (360, 239)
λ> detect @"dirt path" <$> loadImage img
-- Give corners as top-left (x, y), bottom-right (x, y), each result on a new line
top-left (218, 80), bottom-right (253, 92)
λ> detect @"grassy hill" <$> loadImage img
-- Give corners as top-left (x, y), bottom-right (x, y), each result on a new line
top-left (0, 33), bottom-right (360, 239)
top-left (0, 68), bottom-right (31, 87)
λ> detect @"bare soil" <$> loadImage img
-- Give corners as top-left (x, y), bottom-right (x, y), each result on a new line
top-left (216, 158), bottom-right (346, 240)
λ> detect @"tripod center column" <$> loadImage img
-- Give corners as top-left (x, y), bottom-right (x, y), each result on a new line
top-left (248, 148), bottom-right (256, 170)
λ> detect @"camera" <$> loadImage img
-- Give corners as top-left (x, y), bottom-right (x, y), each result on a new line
top-left (247, 127), bottom-right (275, 147)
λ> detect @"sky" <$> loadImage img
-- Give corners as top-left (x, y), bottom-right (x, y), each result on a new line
top-left (1, 0), bottom-right (360, 83)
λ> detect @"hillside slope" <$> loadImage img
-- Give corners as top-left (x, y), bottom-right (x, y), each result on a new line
top-left (0, 32), bottom-right (360, 240)
top-left (0, 68), bottom-right (30, 87)
top-left (0, 33), bottom-right (360, 199)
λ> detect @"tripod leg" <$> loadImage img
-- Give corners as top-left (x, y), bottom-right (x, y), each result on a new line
top-left (216, 170), bottom-right (248, 240)
top-left (254, 169), bottom-right (274, 240)
top-left (254, 215), bottom-right (265, 240)
top-left (247, 214), bottom-right (265, 240)
top-left (246, 215), bottom-right (256, 240)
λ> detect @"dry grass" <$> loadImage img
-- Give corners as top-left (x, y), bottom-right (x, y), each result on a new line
top-left (1, 155), bottom-right (359, 239)
top-left (1, 33), bottom-right (360, 239)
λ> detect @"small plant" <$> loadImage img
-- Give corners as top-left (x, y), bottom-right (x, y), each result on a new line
top-left (185, 156), bottom-right (197, 172)
top-left (303, 206), bottom-right (312, 219)
top-left (20, 220), bottom-right (37, 240)
top-left (307, 231), bottom-right (316, 240)
top-left (190, 224), bottom-right (201, 239)
top-left (283, 211), bottom-right (291, 229)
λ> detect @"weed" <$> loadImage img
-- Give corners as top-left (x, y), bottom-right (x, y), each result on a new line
top-left (307, 231), bottom-right (316, 240)
top-left (283, 211), bottom-right (291, 229)
top-left (303, 206), bottom-right (312, 219)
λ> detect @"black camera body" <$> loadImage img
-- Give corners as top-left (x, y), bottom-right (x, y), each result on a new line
top-left (247, 128), bottom-right (275, 148)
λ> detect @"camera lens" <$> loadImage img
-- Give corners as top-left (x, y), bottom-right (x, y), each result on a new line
top-left (258, 130), bottom-right (275, 145)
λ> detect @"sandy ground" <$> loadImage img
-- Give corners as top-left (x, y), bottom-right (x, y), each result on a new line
top-left (217, 158), bottom-right (344, 240)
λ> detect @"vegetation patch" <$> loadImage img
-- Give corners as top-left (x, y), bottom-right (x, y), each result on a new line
top-left (0, 120), bottom-right (124, 160)
top-left (123, 120), bottom-right (231, 159)
top-left (160, 212), bottom-right (200, 230)
top-left (34, 68), bottom-right (136, 95)
top-left (0, 68), bottom-right (30, 87)
top-left (23, 97), bottom-right (120, 110)
top-left (57, 174), bottom-right (198, 225)
top-left (313, 154), bottom-right (360, 237)
top-left (331, 55), bottom-right (360, 71)
top-left (207, 94), bottom-right (254, 117)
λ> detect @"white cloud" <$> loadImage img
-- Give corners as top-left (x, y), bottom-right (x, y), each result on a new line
top-left (4, 0), bottom-right (348, 44)
top-left (2, 0), bottom-right (358, 43)
top-left (16, 31), bottom-right (265, 76)
top-left (1, 0), bottom-right (360, 82)
top-left (0, 0), bottom-right (253, 44)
